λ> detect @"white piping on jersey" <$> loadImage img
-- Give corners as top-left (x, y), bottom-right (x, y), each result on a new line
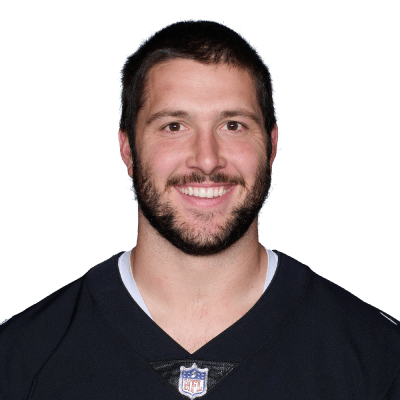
top-left (118, 249), bottom-right (279, 321)
top-left (380, 312), bottom-right (398, 325)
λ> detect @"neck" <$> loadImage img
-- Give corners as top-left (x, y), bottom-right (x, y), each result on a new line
top-left (132, 213), bottom-right (267, 313)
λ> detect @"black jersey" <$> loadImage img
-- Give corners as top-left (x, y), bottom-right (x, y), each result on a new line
top-left (1, 251), bottom-right (399, 399)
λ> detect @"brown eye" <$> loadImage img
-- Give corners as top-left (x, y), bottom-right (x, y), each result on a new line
top-left (167, 122), bottom-right (181, 131)
top-left (227, 121), bottom-right (239, 131)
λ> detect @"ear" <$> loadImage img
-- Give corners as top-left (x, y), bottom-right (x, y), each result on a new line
top-left (118, 130), bottom-right (133, 178)
top-left (269, 124), bottom-right (278, 166)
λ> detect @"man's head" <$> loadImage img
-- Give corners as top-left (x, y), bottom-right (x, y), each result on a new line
top-left (119, 21), bottom-right (278, 256)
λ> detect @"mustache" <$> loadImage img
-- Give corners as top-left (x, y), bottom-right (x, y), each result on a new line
top-left (166, 172), bottom-right (245, 187)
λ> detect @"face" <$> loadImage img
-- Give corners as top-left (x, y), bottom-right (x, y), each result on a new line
top-left (120, 59), bottom-right (277, 256)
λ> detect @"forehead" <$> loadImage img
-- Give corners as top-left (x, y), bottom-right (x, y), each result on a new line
top-left (139, 59), bottom-right (260, 122)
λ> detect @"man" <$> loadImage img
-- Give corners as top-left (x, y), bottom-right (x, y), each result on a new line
top-left (1, 21), bottom-right (399, 399)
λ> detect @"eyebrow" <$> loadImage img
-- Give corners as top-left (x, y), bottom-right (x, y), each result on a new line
top-left (146, 110), bottom-right (190, 125)
top-left (219, 110), bottom-right (262, 126)
top-left (145, 109), bottom-right (263, 127)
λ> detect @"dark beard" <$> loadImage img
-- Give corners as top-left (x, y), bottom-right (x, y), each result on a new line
top-left (131, 152), bottom-right (271, 256)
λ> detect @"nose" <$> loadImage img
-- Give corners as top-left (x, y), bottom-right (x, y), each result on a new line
top-left (186, 130), bottom-right (227, 175)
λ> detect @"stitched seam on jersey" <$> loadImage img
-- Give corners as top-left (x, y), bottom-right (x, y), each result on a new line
top-left (26, 377), bottom-right (37, 400)
top-left (27, 280), bottom-right (85, 400)
top-left (86, 262), bottom-right (183, 399)
top-left (378, 362), bottom-right (400, 400)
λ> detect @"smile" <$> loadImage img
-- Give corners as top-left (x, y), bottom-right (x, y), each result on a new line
top-left (177, 186), bottom-right (232, 198)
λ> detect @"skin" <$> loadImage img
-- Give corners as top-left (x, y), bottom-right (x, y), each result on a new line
top-left (119, 59), bottom-right (278, 353)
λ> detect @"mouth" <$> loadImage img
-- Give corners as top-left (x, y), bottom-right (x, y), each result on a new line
top-left (175, 184), bottom-right (234, 209)
top-left (177, 186), bottom-right (232, 198)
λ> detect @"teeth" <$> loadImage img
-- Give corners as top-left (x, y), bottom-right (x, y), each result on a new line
top-left (178, 186), bottom-right (231, 198)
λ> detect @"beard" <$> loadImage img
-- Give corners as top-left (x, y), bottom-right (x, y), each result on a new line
top-left (131, 150), bottom-right (271, 256)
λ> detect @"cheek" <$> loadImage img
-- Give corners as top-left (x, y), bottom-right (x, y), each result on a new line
top-left (228, 141), bottom-right (266, 179)
top-left (143, 141), bottom-right (186, 178)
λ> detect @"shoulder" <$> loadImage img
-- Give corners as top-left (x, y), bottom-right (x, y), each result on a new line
top-left (277, 251), bottom-right (400, 334)
top-left (276, 251), bottom-right (400, 396)
top-left (0, 253), bottom-right (121, 400)
top-left (311, 266), bottom-right (400, 397)
top-left (0, 276), bottom-right (86, 399)
top-left (308, 257), bottom-right (400, 338)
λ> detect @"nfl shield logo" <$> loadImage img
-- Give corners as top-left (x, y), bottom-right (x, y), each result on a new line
top-left (179, 363), bottom-right (209, 399)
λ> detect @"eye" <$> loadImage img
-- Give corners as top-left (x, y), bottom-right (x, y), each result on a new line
top-left (163, 122), bottom-right (185, 132)
top-left (221, 121), bottom-right (245, 132)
